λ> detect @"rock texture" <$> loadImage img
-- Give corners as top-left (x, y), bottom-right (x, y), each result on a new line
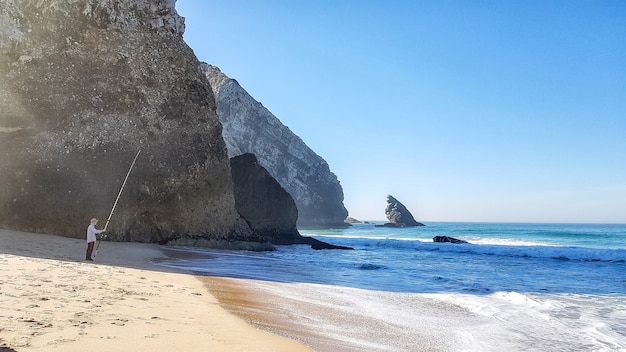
top-left (202, 63), bottom-right (349, 229)
top-left (433, 236), bottom-right (468, 244)
top-left (379, 195), bottom-right (424, 227)
top-left (230, 153), bottom-right (353, 250)
top-left (0, 0), bottom-right (264, 248)
top-left (230, 153), bottom-right (300, 245)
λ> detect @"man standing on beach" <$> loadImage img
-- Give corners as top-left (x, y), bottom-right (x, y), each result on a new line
top-left (86, 218), bottom-right (105, 261)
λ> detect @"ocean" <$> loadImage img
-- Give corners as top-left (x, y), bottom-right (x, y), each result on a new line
top-left (158, 222), bottom-right (626, 351)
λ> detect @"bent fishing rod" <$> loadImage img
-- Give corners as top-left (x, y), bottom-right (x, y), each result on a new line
top-left (94, 150), bottom-right (141, 259)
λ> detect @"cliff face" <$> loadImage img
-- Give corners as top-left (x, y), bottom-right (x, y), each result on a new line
top-left (230, 153), bottom-right (300, 244)
top-left (230, 153), bottom-right (354, 250)
top-left (0, 0), bottom-right (255, 245)
top-left (202, 63), bottom-right (349, 229)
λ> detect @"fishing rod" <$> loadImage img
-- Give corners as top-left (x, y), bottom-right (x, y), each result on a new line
top-left (94, 150), bottom-right (141, 259)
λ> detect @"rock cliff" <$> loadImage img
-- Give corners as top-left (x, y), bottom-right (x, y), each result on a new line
top-left (201, 63), bottom-right (349, 229)
top-left (230, 153), bottom-right (353, 250)
top-left (230, 153), bottom-right (300, 245)
top-left (0, 0), bottom-right (262, 248)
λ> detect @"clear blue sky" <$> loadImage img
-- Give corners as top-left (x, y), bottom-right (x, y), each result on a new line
top-left (177, 0), bottom-right (626, 223)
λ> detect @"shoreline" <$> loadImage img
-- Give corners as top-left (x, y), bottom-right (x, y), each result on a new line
top-left (6, 228), bottom-right (623, 351)
top-left (0, 229), bottom-right (313, 352)
top-left (201, 276), bottom-right (486, 352)
top-left (200, 277), bottom-right (343, 351)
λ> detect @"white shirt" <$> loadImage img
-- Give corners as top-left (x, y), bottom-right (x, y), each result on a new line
top-left (87, 224), bottom-right (104, 243)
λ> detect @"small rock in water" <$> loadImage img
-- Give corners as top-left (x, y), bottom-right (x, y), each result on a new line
top-left (433, 236), bottom-right (468, 244)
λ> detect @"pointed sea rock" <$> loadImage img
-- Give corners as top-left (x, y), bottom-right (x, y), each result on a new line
top-left (380, 195), bottom-right (425, 227)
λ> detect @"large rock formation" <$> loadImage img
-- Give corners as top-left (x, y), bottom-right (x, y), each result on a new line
top-left (379, 195), bottom-right (425, 227)
top-left (0, 0), bottom-right (263, 248)
top-left (230, 153), bottom-right (300, 244)
top-left (202, 63), bottom-right (349, 229)
top-left (230, 153), bottom-right (353, 250)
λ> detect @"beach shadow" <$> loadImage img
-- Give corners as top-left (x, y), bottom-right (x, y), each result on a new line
top-left (0, 229), bottom-right (195, 274)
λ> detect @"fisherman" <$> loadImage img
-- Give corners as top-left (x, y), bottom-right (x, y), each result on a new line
top-left (86, 218), bottom-right (106, 261)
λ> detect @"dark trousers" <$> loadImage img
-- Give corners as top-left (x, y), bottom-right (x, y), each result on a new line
top-left (86, 241), bottom-right (95, 260)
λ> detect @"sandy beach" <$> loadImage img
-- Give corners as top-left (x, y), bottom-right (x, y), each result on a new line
top-left (0, 229), bottom-right (312, 352)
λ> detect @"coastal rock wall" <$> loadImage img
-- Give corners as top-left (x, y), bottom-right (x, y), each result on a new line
top-left (230, 153), bottom-right (301, 244)
top-left (230, 153), bottom-right (353, 250)
top-left (0, 0), bottom-right (256, 245)
top-left (202, 63), bottom-right (349, 229)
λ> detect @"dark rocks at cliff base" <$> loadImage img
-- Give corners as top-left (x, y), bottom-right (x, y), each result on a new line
top-left (230, 153), bottom-right (353, 250)
top-left (301, 237), bottom-right (354, 250)
top-left (0, 0), bottom-right (261, 249)
top-left (202, 63), bottom-right (349, 229)
top-left (378, 195), bottom-right (425, 227)
top-left (345, 216), bottom-right (362, 224)
top-left (433, 236), bottom-right (468, 244)
top-left (166, 235), bottom-right (276, 251)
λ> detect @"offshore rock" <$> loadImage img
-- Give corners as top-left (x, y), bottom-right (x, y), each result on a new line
top-left (166, 235), bottom-right (276, 251)
top-left (379, 195), bottom-right (425, 227)
top-left (433, 236), bottom-right (468, 244)
top-left (230, 154), bottom-right (353, 250)
top-left (0, 0), bottom-right (263, 248)
top-left (202, 63), bottom-right (349, 229)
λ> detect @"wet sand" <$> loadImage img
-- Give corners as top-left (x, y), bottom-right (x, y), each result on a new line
top-left (203, 276), bottom-right (484, 352)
